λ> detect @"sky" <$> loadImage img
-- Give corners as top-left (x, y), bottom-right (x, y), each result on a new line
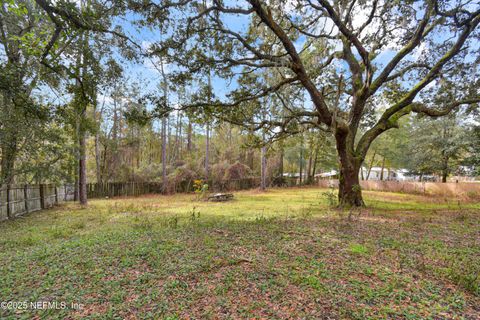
top-left (109, 3), bottom-right (252, 104)
top-left (110, 1), bottom-right (435, 109)
top-left (14, 0), bottom-right (477, 132)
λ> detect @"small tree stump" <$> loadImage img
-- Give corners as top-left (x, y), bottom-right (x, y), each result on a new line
top-left (208, 193), bottom-right (234, 202)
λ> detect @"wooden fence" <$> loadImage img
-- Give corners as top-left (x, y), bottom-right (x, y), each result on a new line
top-left (3, 177), bottom-right (478, 221)
top-left (0, 184), bottom-right (75, 221)
top-left (0, 177), bottom-right (296, 221)
top-left (317, 179), bottom-right (480, 199)
top-left (86, 178), bottom-right (263, 198)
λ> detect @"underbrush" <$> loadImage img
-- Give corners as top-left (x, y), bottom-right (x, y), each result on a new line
top-left (0, 188), bottom-right (478, 319)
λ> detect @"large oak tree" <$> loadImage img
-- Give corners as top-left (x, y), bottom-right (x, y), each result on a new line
top-left (133, 0), bottom-right (480, 206)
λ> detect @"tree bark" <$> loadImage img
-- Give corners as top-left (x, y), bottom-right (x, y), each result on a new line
top-left (306, 149), bottom-right (313, 184)
top-left (0, 91), bottom-right (17, 185)
top-left (167, 117), bottom-right (172, 162)
top-left (160, 49), bottom-right (168, 192)
top-left (441, 156), bottom-right (449, 183)
top-left (187, 120), bottom-right (192, 151)
top-left (111, 91), bottom-right (119, 181)
top-left (312, 146), bottom-right (318, 181)
top-left (79, 133), bottom-right (87, 205)
top-left (205, 122), bottom-right (210, 180)
top-left (338, 158), bottom-right (364, 207)
top-left (380, 156), bottom-right (385, 181)
top-left (95, 127), bottom-right (102, 183)
top-left (336, 131), bottom-right (364, 207)
top-left (260, 107), bottom-right (267, 190)
top-left (299, 137), bottom-right (303, 184)
top-left (260, 145), bottom-right (266, 190)
top-left (161, 116), bottom-right (167, 192)
top-left (0, 138), bottom-right (16, 185)
top-left (299, 149), bottom-right (303, 184)
top-left (176, 112), bottom-right (182, 158)
top-left (205, 68), bottom-right (212, 180)
top-left (278, 147), bottom-right (284, 178)
top-left (76, 28), bottom-right (87, 205)
top-left (74, 169), bottom-right (79, 201)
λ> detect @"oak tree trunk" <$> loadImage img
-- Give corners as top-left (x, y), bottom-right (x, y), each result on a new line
top-left (338, 159), bottom-right (364, 207)
top-left (336, 131), bottom-right (364, 208)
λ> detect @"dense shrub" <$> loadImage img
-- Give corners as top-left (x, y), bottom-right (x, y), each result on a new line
top-left (211, 161), bottom-right (230, 183)
top-left (166, 165), bottom-right (197, 193)
top-left (224, 161), bottom-right (252, 180)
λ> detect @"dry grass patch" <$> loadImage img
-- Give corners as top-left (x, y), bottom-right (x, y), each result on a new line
top-left (0, 187), bottom-right (479, 319)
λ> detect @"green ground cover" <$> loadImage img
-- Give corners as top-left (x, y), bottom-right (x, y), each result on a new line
top-left (1, 187), bottom-right (479, 319)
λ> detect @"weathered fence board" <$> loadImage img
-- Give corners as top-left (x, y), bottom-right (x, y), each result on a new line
top-left (0, 184), bottom-right (75, 221)
top-left (317, 179), bottom-right (480, 199)
top-left (4, 178), bottom-right (477, 221)
top-left (0, 179), bottom-right (263, 221)
top-left (0, 177), bottom-right (291, 221)
top-left (86, 178), bottom-right (263, 199)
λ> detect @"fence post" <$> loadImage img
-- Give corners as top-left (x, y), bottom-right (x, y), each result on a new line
top-left (55, 185), bottom-right (59, 204)
top-left (6, 184), bottom-right (11, 219)
top-left (39, 184), bottom-right (45, 209)
top-left (24, 184), bottom-right (29, 214)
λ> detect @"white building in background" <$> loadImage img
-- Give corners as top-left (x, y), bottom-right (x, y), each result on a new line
top-left (314, 167), bottom-right (445, 182)
top-left (360, 167), bottom-right (434, 182)
top-left (396, 169), bottom-right (410, 181)
top-left (315, 170), bottom-right (338, 179)
top-left (282, 173), bottom-right (301, 178)
top-left (315, 168), bottom-right (405, 181)
top-left (360, 167), bottom-right (396, 181)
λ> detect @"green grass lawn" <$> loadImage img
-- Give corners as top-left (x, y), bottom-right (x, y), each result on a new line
top-left (1, 187), bottom-right (479, 319)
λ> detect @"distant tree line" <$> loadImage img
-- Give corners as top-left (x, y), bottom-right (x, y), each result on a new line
top-left (0, 0), bottom-right (479, 207)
